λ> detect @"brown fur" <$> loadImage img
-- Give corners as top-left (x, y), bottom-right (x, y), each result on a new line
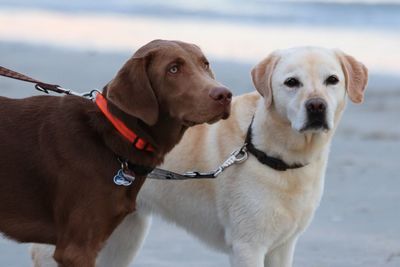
top-left (0, 39), bottom-right (231, 267)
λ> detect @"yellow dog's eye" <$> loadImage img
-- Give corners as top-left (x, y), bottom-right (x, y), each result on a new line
top-left (168, 65), bottom-right (179, 74)
top-left (204, 61), bottom-right (210, 70)
top-left (325, 75), bottom-right (339, 85)
top-left (284, 77), bottom-right (301, 88)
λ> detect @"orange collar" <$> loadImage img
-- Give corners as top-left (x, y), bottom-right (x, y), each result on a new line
top-left (95, 93), bottom-right (155, 152)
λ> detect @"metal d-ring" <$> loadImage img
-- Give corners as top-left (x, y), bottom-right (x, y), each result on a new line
top-left (233, 145), bottom-right (248, 163)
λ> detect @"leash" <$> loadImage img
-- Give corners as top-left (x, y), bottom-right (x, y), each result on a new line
top-left (116, 144), bottom-right (248, 185)
top-left (0, 66), bottom-right (95, 98)
top-left (115, 145), bottom-right (248, 185)
top-left (148, 144), bottom-right (248, 180)
top-left (0, 65), bottom-right (249, 182)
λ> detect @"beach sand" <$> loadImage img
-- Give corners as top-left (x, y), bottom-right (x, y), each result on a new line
top-left (0, 42), bottom-right (400, 267)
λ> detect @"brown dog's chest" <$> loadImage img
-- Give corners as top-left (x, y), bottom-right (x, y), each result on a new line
top-left (0, 96), bottom-right (153, 244)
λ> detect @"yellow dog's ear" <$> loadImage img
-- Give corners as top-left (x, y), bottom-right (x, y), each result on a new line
top-left (251, 53), bottom-right (280, 108)
top-left (107, 52), bottom-right (159, 126)
top-left (336, 51), bottom-right (368, 104)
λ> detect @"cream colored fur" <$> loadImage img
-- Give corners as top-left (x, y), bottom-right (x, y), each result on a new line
top-left (30, 47), bottom-right (368, 267)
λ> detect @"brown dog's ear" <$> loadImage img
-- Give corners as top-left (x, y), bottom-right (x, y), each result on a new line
top-left (106, 54), bottom-right (159, 125)
top-left (336, 51), bottom-right (368, 104)
top-left (251, 53), bottom-right (280, 108)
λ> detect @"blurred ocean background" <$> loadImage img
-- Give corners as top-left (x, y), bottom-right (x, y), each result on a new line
top-left (0, 0), bottom-right (400, 76)
top-left (0, 0), bottom-right (400, 30)
top-left (0, 0), bottom-right (400, 266)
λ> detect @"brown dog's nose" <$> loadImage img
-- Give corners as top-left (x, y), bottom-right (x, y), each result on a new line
top-left (209, 87), bottom-right (232, 105)
top-left (306, 98), bottom-right (327, 113)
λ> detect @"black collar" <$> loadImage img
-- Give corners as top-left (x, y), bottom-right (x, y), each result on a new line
top-left (245, 117), bottom-right (306, 171)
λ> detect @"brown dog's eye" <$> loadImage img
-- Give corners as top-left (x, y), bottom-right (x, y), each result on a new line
top-left (204, 61), bottom-right (210, 70)
top-left (168, 65), bottom-right (179, 74)
top-left (284, 77), bottom-right (301, 88)
top-left (325, 75), bottom-right (339, 85)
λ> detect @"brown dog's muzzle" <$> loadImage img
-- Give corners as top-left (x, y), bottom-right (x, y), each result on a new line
top-left (208, 86), bottom-right (232, 106)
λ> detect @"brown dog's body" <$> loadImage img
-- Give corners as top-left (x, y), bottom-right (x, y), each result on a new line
top-left (0, 40), bottom-right (231, 266)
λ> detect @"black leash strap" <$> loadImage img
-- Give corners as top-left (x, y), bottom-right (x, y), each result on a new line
top-left (148, 168), bottom-right (216, 180)
top-left (147, 144), bottom-right (248, 180)
top-left (120, 158), bottom-right (218, 180)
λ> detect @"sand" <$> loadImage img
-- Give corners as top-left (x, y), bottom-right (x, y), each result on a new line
top-left (0, 42), bottom-right (399, 267)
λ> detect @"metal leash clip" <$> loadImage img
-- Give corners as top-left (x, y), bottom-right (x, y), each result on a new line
top-left (35, 83), bottom-right (100, 100)
top-left (184, 144), bottom-right (248, 178)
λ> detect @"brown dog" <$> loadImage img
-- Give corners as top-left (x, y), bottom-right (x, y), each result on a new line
top-left (0, 40), bottom-right (231, 267)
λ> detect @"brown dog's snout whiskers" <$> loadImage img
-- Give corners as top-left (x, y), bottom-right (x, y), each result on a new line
top-left (209, 87), bottom-right (232, 106)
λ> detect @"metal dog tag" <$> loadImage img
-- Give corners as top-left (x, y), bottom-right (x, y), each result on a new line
top-left (113, 169), bottom-right (135, 186)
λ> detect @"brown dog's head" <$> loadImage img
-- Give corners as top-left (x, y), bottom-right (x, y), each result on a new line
top-left (106, 40), bottom-right (231, 127)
